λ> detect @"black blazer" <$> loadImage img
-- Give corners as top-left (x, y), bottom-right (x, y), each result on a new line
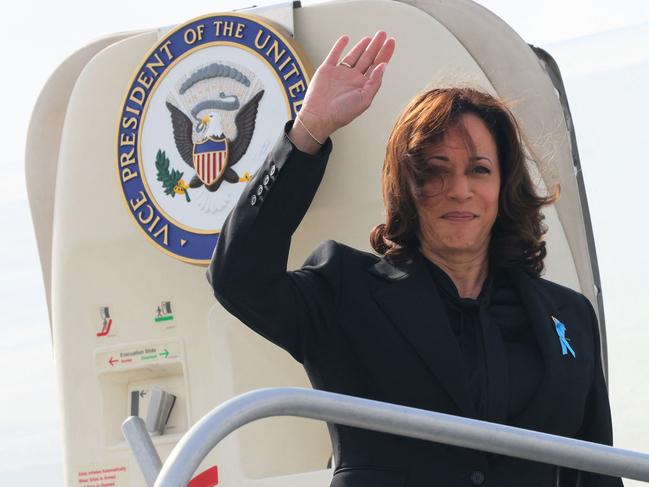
top-left (207, 121), bottom-right (623, 487)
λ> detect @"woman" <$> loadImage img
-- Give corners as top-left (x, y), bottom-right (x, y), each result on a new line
top-left (208, 31), bottom-right (622, 486)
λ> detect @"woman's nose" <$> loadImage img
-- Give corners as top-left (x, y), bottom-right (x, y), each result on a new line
top-left (445, 174), bottom-right (472, 200)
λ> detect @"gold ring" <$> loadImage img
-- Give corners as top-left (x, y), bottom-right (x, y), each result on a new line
top-left (339, 61), bottom-right (353, 68)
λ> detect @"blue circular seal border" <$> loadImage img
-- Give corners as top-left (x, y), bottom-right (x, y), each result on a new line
top-left (117, 12), bottom-right (311, 264)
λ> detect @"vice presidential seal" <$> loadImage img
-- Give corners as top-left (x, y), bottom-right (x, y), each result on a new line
top-left (117, 13), bottom-right (311, 264)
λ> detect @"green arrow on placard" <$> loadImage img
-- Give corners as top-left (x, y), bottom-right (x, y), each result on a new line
top-left (159, 349), bottom-right (170, 359)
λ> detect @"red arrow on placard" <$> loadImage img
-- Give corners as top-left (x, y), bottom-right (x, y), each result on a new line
top-left (108, 356), bottom-right (119, 367)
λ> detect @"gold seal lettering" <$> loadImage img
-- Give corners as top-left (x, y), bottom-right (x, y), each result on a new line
top-left (120, 133), bottom-right (136, 146)
top-left (234, 22), bottom-right (245, 39)
top-left (292, 99), bottom-right (303, 114)
top-left (277, 55), bottom-right (291, 71)
top-left (144, 52), bottom-right (167, 78)
top-left (282, 62), bottom-right (300, 81)
top-left (214, 20), bottom-right (237, 37)
top-left (147, 215), bottom-right (161, 232)
top-left (183, 24), bottom-right (205, 45)
top-left (130, 191), bottom-right (147, 211)
top-left (137, 71), bottom-right (154, 90)
top-left (128, 86), bottom-right (146, 107)
top-left (152, 224), bottom-right (169, 246)
top-left (120, 148), bottom-right (135, 167)
top-left (120, 148), bottom-right (137, 183)
top-left (137, 204), bottom-right (154, 225)
top-left (124, 105), bottom-right (141, 116)
top-left (288, 79), bottom-right (305, 98)
top-left (254, 30), bottom-right (271, 49)
top-left (121, 116), bottom-right (137, 130)
top-left (159, 40), bottom-right (174, 62)
top-left (119, 149), bottom-right (135, 167)
top-left (265, 39), bottom-right (285, 63)
top-left (121, 167), bottom-right (138, 183)
top-left (222, 21), bottom-right (234, 37)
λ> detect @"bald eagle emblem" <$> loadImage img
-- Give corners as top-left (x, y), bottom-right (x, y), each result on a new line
top-left (163, 62), bottom-right (265, 195)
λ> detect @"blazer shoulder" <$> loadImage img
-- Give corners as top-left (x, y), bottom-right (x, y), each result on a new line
top-left (533, 275), bottom-right (598, 328)
top-left (302, 240), bottom-right (379, 282)
top-left (512, 268), bottom-right (594, 316)
top-left (535, 275), bottom-right (586, 303)
top-left (289, 241), bottom-right (379, 321)
top-left (302, 240), bottom-right (379, 270)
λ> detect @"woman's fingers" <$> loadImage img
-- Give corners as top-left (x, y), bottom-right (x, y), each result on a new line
top-left (355, 31), bottom-right (388, 73)
top-left (323, 35), bottom-right (350, 66)
top-left (311, 31), bottom-right (393, 132)
top-left (361, 62), bottom-right (387, 106)
top-left (339, 36), bottom-right (372, 67)
top-left (362, 37), bottom-right (396, 78)
top-left (324, 32), bottom-right (394, 72)
top-left (372, 36), bottom-right (396, 70)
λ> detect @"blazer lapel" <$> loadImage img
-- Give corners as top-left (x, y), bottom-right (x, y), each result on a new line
top-left (370, 255), bottom-right (478, 419)
top-left (506, 267), bottom-right (566, 429)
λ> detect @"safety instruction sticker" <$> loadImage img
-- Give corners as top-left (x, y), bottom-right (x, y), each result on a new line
top-left (96, 306), bottom-right (115, 337)
top-left (76, 465), bottom-right (128, 487)
top-left (154, 300), bottom-right (174, 324)
top-left (95, 341), bottom-right (181, 371)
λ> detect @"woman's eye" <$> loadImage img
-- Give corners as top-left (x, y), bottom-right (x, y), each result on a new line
top-left (425, 165), bottom-right (450, 176)
top-left (472, 165), bottom-right (491, 175)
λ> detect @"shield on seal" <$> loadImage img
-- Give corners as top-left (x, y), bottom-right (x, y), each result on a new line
top-left (193, 137), bottom-right (229, 186)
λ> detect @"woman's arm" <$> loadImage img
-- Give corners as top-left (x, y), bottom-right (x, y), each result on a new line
top-left (207, 122), bottom-right (336, 362)
top-left (207, 32), bottom-right (395, 362)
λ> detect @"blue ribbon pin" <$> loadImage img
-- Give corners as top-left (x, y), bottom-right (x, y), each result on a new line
top-left (552, 316), bottom-right (576, 358)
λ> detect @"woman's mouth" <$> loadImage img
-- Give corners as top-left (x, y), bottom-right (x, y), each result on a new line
top-left (441, 212), bottom-right (477, 221)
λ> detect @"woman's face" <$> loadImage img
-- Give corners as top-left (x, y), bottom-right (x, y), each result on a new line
top-left (415, 113), bottom-right (501, 260)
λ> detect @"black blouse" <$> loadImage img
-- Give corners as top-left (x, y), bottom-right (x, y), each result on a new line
top-left (424, 259), bottom-right (545, 422)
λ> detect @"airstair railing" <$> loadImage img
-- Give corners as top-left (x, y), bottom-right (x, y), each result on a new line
top-left (122, 387), bottom-right (649, 487)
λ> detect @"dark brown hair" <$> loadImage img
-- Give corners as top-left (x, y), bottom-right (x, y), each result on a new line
top-left (370, 87), bottom-right (557, 276)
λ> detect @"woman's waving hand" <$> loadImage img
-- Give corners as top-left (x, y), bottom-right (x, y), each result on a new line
top-left (289, 31), bottom-right (396, 153)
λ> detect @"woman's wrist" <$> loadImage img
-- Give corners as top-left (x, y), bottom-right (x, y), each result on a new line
top-left (288, 110), bottom-right (333, 155)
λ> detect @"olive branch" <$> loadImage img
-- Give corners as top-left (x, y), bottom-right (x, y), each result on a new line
top-left (155, 150), bottom-right (191, 202)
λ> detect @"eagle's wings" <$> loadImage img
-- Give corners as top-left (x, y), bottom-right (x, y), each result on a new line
top-left (165, 102), bottom-right (194, 168)
top-left (229, 90), bottom-right (265, 166)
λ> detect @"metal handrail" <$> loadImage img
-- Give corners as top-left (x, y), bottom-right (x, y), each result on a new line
top-left (123, 387), bottom-right (649, 487)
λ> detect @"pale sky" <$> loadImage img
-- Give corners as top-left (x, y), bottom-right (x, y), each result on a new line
top-left (3, 1), bottom-right (649, 485)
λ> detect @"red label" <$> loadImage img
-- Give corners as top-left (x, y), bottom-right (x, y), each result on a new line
top-left (76, 466), bottom-right (127, 486)
top-left (188, 466), bottom-right (218, 487)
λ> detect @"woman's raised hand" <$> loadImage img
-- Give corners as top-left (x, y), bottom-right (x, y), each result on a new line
top-left (289, 31), bottom-right (395, 153)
